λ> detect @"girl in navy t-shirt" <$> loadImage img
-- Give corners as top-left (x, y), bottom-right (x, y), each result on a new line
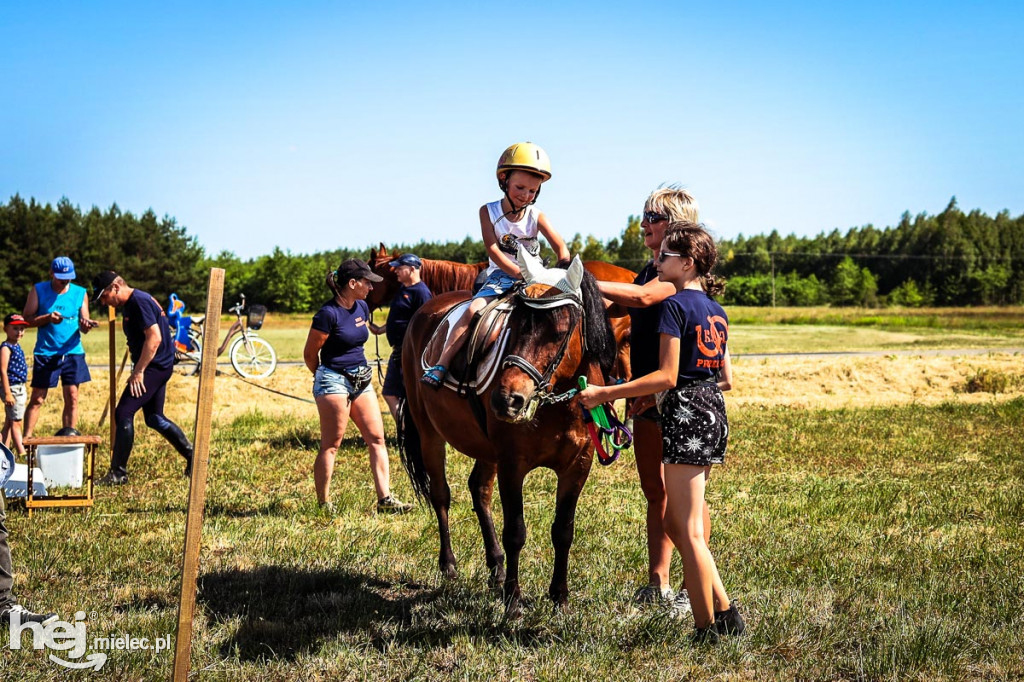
top-left (303, 259), bottom-right (411, 515)
top-left (580, 222), bottom-right (743, 642)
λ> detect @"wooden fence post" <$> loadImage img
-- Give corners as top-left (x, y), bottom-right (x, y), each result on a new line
top-left (172, 268), bottom-right (224, 681)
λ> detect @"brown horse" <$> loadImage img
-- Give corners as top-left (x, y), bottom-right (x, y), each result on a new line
top-left (368, 243), bottom-right (637, 380)
top-left (399, 259), bottom-right (618, 608)
top-left (366, 244), bottom-right (487, 312)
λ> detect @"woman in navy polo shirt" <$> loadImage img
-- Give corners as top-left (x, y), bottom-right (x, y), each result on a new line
top-left (304, 259), bottom-right (411, 515)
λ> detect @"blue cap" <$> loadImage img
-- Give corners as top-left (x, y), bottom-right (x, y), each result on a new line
top-left (388, 253), bottom-right (422, 268)
top-left (51, 256), bottom-right (76, 280)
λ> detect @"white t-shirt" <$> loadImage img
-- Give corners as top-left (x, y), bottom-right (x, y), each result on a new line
top-left (485, 199), bottom-right (541, 273)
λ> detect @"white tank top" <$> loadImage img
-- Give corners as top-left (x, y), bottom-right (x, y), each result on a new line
top-left (485, 199), bottom-right (541, 273)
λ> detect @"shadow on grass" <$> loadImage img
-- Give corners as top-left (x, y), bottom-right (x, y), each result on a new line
top-left (198, 565), bottom-right (552, 661)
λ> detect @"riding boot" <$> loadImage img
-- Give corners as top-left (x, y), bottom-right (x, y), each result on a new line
top-left (145, 413), bottom-right (193, 465)
top-left (109, 417), bottom-right (135, 477)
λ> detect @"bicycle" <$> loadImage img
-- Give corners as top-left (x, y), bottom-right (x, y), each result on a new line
top-left (169, 293), bottom-right (278, 379)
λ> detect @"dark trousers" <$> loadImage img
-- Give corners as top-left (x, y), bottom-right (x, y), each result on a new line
top-left (109, 365), bottom-right (192, 477)
top-left (0, 493), bottom-right (15, 611)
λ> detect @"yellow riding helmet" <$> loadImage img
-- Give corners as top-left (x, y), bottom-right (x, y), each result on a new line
top-left (496, 142), bottom-right (552, 184)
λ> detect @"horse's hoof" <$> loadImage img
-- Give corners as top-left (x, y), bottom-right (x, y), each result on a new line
top-left (440, 564), bottom-right (458, 580)
top-left (488, 568), bottom-right (506, 591)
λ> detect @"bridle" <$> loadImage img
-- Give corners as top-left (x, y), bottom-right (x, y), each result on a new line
top-left (500, 286), bottom-right (584, 422)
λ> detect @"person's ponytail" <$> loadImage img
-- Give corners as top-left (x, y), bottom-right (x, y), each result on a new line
top-left (702, 273), bottom-right (726, 298)
top-left (326, 270), bottom-right (341, 298)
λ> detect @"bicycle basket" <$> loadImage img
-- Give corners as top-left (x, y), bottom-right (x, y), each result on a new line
top-left (246, 304), bottom-right (267, 330)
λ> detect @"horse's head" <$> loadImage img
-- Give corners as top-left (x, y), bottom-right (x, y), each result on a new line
top-left (491, 252), bottom-right (617, 423)
top-left (366, 243), bottom-right (402, 311)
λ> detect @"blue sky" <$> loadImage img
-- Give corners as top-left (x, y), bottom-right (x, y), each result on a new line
top-left (3, 1), bottom-right (1022, 259)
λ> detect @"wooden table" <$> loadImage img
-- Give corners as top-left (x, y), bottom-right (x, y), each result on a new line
top-left (24, 435), bottom-right (101, 518)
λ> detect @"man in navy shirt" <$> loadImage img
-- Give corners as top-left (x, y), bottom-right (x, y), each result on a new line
top-left (91, 271), bottom-right (193, 485)
top-left (369, 253), bottom-right (432, 421)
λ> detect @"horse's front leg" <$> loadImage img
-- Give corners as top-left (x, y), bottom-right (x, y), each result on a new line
top-left (497, 458), bottom-right (528, 610)
top-left (468, 459), bottom-right (505, 589)
top-left (549, 452), bottom-right (593, 607)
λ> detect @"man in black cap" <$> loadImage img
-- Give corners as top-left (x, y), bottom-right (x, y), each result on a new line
top-left (92, 271), bottom-right (193, 485)
top-left (368, 253), bottom-right (432, 422)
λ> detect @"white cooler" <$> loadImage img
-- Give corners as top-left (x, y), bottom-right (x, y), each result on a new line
top-left (36, 444), bottom-right (85, 488)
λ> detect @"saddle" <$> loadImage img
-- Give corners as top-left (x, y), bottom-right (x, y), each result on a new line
top-left (420, 295), bottom-right (514, 395)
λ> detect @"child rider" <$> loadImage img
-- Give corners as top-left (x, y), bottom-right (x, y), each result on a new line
top-left (421, 142), bottom-right (570, 388)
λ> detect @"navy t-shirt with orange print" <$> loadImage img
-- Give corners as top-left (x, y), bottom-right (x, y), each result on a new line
top-left (311, 299), bottom-right (370, 372)
top-left (385, 281), bottom-right (432, 348)
top-left (656, 289), bottom-right (728, 383)
top-left (123, 289), bottom-right (175, 371)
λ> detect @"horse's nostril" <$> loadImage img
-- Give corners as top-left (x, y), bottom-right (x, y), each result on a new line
top-left (508, 393), bottom-right (526, 413)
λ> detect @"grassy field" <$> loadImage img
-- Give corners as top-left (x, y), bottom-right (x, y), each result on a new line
top-left (3, 309), bottom-right (1023, 680)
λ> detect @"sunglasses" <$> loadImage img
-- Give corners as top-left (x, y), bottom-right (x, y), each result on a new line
top-left (657, 251), bottom-right (686, 264)
top-left (643, 211), bottom-right (668, 224)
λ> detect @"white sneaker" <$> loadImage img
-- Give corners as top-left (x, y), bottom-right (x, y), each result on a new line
top-left (632, 584), bottom-right (675, 604)
top-left (3, 604), bottom-right (58, 626)
top-left (668, 590), bottom-right (693, 619)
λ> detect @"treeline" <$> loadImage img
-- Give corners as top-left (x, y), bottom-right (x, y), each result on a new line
top-left (3, 194), bottom-right (1022, 313)
top-left (0, 195), bottom-right (206, 315)
top-left (715, 198), bottom-right (1024, 307)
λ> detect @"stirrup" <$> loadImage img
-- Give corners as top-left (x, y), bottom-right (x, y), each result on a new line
top-left (420, 364), bottom-right (447, 389)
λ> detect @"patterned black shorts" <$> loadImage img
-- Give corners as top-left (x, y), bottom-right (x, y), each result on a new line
top-left (659, 383), bottom-right (728, 467)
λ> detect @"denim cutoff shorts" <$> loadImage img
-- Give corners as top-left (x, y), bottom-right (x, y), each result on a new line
top-left (312, 365), bottom-right (373, 400)
top-left (475, 270), bottom-right (519, 298)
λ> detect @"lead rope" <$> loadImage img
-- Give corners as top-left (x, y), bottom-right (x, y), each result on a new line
top-left (372, 307), bottom-right (385, 385)
top-left (577, 376), bottom-right (633, 465)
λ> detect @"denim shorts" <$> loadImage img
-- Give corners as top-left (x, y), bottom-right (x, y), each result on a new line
top-left (475, 270), bottom-right (519, 298)
top-left (312, 365), bottom-right (374, 400)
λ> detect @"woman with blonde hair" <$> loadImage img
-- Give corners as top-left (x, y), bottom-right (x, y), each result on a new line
top-left (596, 186), bottom-right (709, 610)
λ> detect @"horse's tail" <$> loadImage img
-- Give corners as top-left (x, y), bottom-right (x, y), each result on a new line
top-left (396, 398), bottom-right (431, 500)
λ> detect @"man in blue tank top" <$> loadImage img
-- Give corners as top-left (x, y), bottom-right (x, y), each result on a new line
top-left (21, 257), bottom-right (98, 438)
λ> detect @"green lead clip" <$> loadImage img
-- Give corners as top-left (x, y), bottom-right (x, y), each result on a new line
top-left (578, 376), bottom-right (612, 430)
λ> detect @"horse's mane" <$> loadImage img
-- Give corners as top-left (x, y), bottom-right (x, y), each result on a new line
top-left (420, 259), bottom-right (487, 293)
top-left (578, 270), bottom-right (618, 375)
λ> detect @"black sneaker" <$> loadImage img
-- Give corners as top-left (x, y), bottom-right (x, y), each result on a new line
top-left (377, 496), bottom-right (412, 514)
top-left (97, 471), bottom-right (128, 486)
top-left (2, 604), bottom-right (58, 627)
top-left (691, 624), bottom-right (720, 645)
top-left (715, 599), bottom-right (746, 636)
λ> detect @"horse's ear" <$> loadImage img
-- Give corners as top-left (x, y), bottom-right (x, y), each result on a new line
top-left (517, 245), bottom-right (544, 284)
top-left (378, 242), bottom-right (387, 252)
top-left (564, 256), bottom-right (585, 293)
top-left (370, 246), bottom-right (377, 261)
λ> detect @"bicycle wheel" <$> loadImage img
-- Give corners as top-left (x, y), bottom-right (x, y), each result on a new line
top-left (176, 336), bottom-right (203, 376)
top-left (229, 335), bottom-right (277, 379)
